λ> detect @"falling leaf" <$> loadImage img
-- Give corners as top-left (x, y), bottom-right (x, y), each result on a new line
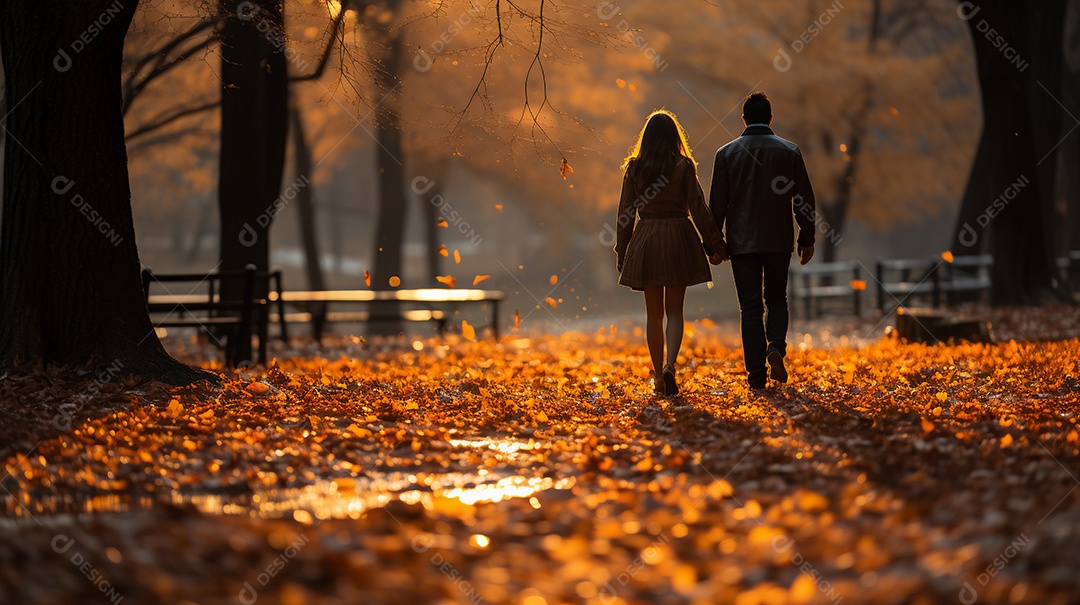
top-left (545, 297), bottom-right (558, 308)
top-left (462, 320), bottom-right (476, 341)
top-left (513, 310), bottom-right (522, 330)
top-left (437, 219), bottom-right (449, 228)
top-left (364, 270), bottom-right (371, 287)
top-left (942, 251), bottom-right (955, 263)
top-left (850, 279), bottom-right (867, 291)
top-left (473, 275), bottom-right (491, 286)
top-left (436, 275), bottom-right (457, 288)
top-left (616, 78), bottom-right (627, 88)
top-left (438, 245), bottom-right (449, 257)
top-left (549, 275), bottom-right (559, 286)
top-left (560, 159), bottom-right (574, 180)
top-left (494, 204), bottom-right (503, 211)
top-left (454, 250), bottom-right (461, 264)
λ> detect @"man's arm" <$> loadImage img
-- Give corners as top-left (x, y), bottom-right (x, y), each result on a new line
top-left (793, 150), bottom-right (816, 264)
top-left (707, 150), bottom-right (729, 258)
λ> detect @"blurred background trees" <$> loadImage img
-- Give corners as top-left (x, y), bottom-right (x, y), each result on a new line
top-left (109, 0), bottom-right (1079, 324)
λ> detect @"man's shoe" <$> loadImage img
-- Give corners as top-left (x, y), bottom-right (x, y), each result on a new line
top-left (767, 350), bottom-right (788, 383)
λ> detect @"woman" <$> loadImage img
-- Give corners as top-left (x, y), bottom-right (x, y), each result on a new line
top-left (614, 110), bottom-right (727, 396)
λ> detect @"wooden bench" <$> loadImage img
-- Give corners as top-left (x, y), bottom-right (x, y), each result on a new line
top-left (142, 266), bottom-right (282, 366)
top-left (875, 258), bottom-right (942, 313)
top-left (269, 288), bottom-right (506, 340)
top-left (1056, 250), bottom-right (1080, 292)
top-left (940, 254), bottom-right (993, 304)
top-left (789, 261), bottom-right (863, 317)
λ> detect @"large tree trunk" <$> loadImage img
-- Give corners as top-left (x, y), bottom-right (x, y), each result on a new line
top-left (217, 0), bottom-right (288, 299)
top-left (960, 0), bottom-right (1066, 305)
top-left (370, 33), bottom-right (406, 336)
top-left (0, 1), bottom-right (210, 384)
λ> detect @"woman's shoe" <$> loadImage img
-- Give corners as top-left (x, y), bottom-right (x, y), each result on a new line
top-left (662, 364), bottom-right (678, 396)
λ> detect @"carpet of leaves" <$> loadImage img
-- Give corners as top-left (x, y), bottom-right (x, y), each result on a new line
top-left (1, 314), bottom-right (1080, 604)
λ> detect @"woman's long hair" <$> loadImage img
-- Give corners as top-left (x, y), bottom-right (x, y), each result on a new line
top-left (621, 109), bottom-right (697, 185)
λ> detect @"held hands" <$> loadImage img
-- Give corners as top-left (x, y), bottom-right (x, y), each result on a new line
top-left (708, 252), bottom-right (729, 265)
top-left (797, 245), bottom-right (814, 265)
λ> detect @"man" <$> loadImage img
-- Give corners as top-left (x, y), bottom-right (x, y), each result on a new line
top-left (708, 91), bottom-right (816, 390)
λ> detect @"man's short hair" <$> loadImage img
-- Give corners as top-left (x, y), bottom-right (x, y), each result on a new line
top-left (742, 91), bottom-right (771, 125)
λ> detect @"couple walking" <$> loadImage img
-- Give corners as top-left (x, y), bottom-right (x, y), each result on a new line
top-left (614, 92), bottom-right (816, 395)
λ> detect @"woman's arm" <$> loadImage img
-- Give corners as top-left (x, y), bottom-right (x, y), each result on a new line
top-left (614, 169), bottom-right (637, 270)
top-left (687, 164), bottom-right (727, 258)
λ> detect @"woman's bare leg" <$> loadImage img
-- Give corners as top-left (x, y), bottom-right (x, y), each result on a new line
top-left (643, 286), bottom-right (665, 380)
top-left (664, 286), bottom-right (686, 368)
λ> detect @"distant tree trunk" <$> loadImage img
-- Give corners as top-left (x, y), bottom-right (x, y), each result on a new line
top-left (289, 103), bottom-right (325, 292)
top-left (0, 1), bottom-right (209, 384)
top-left (1063, 0), bottom-right (1080, 254)
top-left (959, 0), bottom-right (1066, 305)
top-left (289, 101), bottom-right (328, 333)
top-left (950, 133), bottom-right (991, 256)
top-left (416, 159), bottom-right (447, 284)
top-left (370, 33), bottom-right (406, 335)
top-left (217, 0), bottom-right (288, 300)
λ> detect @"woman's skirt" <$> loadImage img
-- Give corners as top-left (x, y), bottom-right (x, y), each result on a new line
top-left (618, 216), bottom-right (714, 291)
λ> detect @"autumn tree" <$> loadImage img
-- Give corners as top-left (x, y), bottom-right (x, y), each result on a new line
top-left (0, 1), bottom-right (210, 383)
top-left (950, 0), bottom-right (1070, 305)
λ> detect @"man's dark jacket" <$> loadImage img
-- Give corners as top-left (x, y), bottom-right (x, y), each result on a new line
top-left (707, 125), bottom-right (816, 255)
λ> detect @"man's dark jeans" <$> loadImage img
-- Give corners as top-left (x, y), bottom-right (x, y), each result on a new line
top-left (730, 252), bottom-right (791, 388)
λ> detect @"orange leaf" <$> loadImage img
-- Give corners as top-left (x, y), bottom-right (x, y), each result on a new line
top-left (437, 219), bottom-right (449, 228)
top-left (454, 250), bottom-right (461, 264)
top-left (364, 270), bottom-right (371, 287)
top-left (438, 245), bottom-right (449, 257)
top-left (941, 251), bottom-right (955, 263)
top-left (545, 297), bottom-right (558, 308)
top-left (513, 310), bottom-right (522, 330)
top-left (560, 159), bottom-right (574, 180)
top-left (850, 279), bottom-right (867, 291)
top-left (462, 320), bottom-right (476, 341)
top-left (549, 274), bottom-right (558, 286)
top-left (494, 204), bottom-right (504, 211)
top-left (436, 275), bottom-right (457, 288)
top-left (473, 275), bottom-right (491, 286)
